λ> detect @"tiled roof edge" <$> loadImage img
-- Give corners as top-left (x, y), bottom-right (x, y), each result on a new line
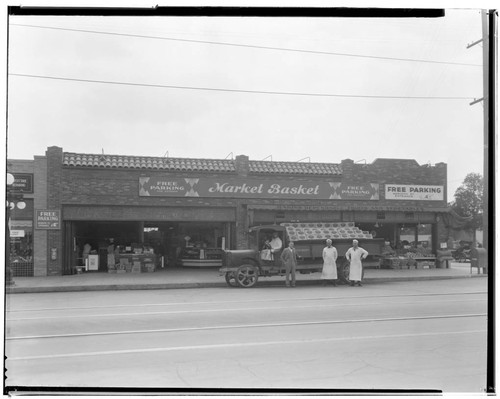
top-left (62, 152), bottom-right (235, 163)
top-left (62, 152), bottom-right (343, 174)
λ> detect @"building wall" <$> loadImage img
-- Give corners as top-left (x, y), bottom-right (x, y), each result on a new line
top-left (41, 147), bottom-right (449, 272)
top-left (33, 155), bottom-right (48, 276)
top-left (46, 146), bottom-right (63, 275)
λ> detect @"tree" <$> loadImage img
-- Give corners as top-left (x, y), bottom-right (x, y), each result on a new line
top-left (450, 173), bottom-right (484, 242)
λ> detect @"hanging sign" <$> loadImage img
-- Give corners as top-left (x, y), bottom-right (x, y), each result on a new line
top-left (139, 177), bottom-right (379, 200)
top-left (35, 210), bottom-right (61, 230)
top-left (385, 184), bottom-right (444, 201)
top-left (10, 230), bottom-right (25, 238)
top-left (11, 173), bottom-right (33, 193)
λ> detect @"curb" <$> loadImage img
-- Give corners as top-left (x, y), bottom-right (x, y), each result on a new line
top-left (5, 274), bottom-right (486, 294)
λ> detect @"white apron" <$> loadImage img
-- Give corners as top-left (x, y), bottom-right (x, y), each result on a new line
top-left (346, 247), bottom-right (368, 281)
top-left (321, 246), bottom-right (338, 279)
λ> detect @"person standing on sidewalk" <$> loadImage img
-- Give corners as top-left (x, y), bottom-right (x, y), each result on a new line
top-left (345, 239), bottom-right (368, 287)
top-left (82, 242), bottom-right (92, 267)
top-left (281, 241), bottom-right (299, 287)
top-left (321, 239), bottom-right (338, 286)
top-left (107, 239), bottom-right (116, 269)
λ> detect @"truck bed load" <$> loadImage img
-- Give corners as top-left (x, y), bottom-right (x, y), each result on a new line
top-left (280, 222), bottom-right (382, 260)
top-left (282, 222), bottom-right (373, 241)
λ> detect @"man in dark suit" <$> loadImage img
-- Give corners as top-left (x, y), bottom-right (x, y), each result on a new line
top-left (280, 241), bottom-right (299, 287)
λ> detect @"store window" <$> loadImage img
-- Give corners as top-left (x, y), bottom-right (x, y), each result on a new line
top-left (399, 225), bottom-right (417, 246)
top-left (10, 231), bottom-right (33, 261)
top-left (417, 224), bottom-right (432, 246)
top-left (398, 223), bottom-right (433, 253)
top-left (9, 229), bottom-right (33, 277)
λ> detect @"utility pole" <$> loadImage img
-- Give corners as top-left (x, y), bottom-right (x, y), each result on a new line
top-left (481, 10), bottom-right (489, 255)
top-left (467, 9), bottom-right (490, 252)
top-left (467, 11), bottom-right (495, 395)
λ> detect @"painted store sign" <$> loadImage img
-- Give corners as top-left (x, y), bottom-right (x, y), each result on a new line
top-left (385, 184), bottom-right (444, 201)
top-left (11, 173), bottom-right (33, 193)
top-left (139, 177), bottom-right (379, 200)
top-left (329, 182), bottom-right (379, 200)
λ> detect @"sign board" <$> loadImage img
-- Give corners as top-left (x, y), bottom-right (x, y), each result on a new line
top-left (139, 177), bottom-right (379, 200)
top-left (35, 210), bottom-right (61, 230)
top-left (385, 184), bottom-right (444, 201)
top-left (328, 182), bottom-right (379, 200)
top-left (88, 255), bottom-right (99, 271)
top-left (11, 173), bottom-right (34, 193)
top-left (10, 230), bottom-right (25, 238)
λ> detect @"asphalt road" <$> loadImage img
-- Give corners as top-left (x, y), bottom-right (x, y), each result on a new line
top-left (5, 278), bottom-right (488, 393)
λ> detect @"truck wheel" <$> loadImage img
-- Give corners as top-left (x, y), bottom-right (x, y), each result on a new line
top-left (338, 259), bottom-right (351, 285)
top-left (338, 260), bottom-right (365, 284)
top-left (225, 272), bottom-right (237, 287)
top-left (235, 264), bottom-right (259, 288)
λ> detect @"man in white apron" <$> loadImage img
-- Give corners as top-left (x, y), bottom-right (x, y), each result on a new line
top-left (321, 239), bottom-right (338, 286)
top-left (345, 239), bottom-right (368, 286)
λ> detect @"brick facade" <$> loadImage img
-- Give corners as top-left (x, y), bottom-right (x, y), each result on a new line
top-left (10, 147), bottom-right (451, 275)
top-left (46, 146), bottom-right (63, 275)
top-left (33, 156), bottom-right (48, 276)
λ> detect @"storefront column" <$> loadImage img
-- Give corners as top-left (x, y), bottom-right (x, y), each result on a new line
top-left (235, 204), bottom-right (247, 250)
top-left (33, 156), bottom-right (48, 276)
top-left (432, 223), bottom-right (440, 252)
top-left (138, 221), bottom-right (144, 243)
top-left (46, 147), bottom-right (63, 276)
top-left (435, 216), bottom-right (449, 249)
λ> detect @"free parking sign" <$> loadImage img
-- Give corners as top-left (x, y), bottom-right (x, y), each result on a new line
top-left (35, 209), bottom-right (61, 230)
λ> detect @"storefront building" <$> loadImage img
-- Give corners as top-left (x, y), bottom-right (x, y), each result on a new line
top-left (8, 146), bottom-right (451, 276)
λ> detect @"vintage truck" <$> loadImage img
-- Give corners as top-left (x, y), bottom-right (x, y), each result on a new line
top-left (220, 222), bottom-right (384, 288)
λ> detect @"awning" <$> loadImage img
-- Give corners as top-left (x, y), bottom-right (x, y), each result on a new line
top-left (441, 209), bottom-right (473, 229)
top-left (9, 220), bottom-right (33, 229)
top-left (248, 204), bottom-right (451, 213)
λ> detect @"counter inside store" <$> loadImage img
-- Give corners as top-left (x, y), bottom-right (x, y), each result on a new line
top-left (179, 243), bottom-right (224, 268)
top-left (109, 244), bottom-right (160, 273)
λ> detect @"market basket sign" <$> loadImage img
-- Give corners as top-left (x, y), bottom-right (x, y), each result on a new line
top-left (139, 177), bottom-right (379, 200)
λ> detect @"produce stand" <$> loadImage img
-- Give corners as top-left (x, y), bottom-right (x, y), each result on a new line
top-left (382, 255), bottom-right (436, 269)
top-left (109, 253), bottom-right (157, 273)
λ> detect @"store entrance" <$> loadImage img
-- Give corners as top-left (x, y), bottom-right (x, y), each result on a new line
top-left (144, 222), bottom-right (229, 268)
top-left (70, 220), bottom-right (231, 272)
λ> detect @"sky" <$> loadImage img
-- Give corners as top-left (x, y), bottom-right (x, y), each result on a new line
top-left (5, 4), bottom-right (490, 202)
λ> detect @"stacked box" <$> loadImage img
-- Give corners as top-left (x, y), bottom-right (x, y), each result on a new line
top-left (382, 257), bottom-right (400, 269)
top-left (144, 263), bottom-right (155, 272)
top-left (132, 261), bottom-right (141, 273)
top-left (417, 260), bottom-right (428, 269)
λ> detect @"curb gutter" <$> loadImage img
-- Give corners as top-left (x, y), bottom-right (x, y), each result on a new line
top-left (5, 274), bottom-right (486, 294)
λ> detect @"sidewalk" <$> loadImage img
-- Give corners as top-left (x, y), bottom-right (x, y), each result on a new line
top-left (6, 262), bottom-right (487, 293)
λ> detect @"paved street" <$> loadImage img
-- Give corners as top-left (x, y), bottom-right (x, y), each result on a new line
top-left (5, 278), bottom-right (488, 393)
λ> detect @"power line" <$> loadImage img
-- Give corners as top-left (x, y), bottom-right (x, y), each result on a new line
top-left (9, 73), bottom-right (476, 100)
top-left (10, 23), bottom-right (482, 67)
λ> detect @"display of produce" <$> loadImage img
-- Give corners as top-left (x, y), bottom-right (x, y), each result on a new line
top-left (281, 222), bottom-right (373, 241)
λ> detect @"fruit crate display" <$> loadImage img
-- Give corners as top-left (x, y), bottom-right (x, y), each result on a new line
top-left (282, 222), bottom-right (373, 242)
